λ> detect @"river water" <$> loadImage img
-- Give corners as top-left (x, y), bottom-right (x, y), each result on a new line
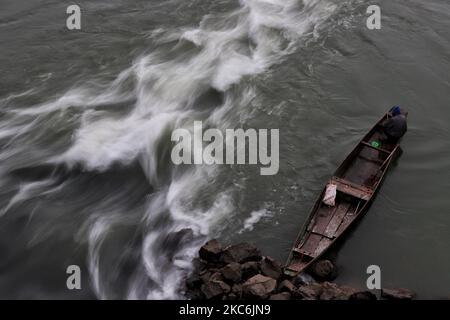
top-left (0, 0), bottom-right (449, 299)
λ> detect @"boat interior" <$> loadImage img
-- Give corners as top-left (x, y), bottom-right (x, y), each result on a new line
top-left (285, 120), bottom-right (400, 275)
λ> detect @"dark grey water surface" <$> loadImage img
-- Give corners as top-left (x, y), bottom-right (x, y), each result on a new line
top-left (0, 0), bottom-right (449, 299)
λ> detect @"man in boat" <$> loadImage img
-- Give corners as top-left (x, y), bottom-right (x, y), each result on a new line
top-left (380, 106), bottom-right (408, 142)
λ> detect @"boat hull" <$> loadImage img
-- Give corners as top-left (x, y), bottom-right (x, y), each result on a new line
top-left (284, 113), bottom-right (402, 277)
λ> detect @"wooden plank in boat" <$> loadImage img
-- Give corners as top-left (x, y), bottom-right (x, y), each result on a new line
top-left (308, 230), bottom-right (334, 240)
top-left (311, 205), bottom-right (337, 235)
top-left (299, 233), bottom-right (322, 258)
top-left (292, 247), bottom-right (315, 258)
top-left (331, 177), bottom-right (373, 201)
top-left (314, 237), bottom-right (332, 257)
top-left (361, 141), bottom-right (391, 154)
top-left (335, 208), bottom-right (358, 236)
top-left (323, 202), bottom-right (351, 239)
top-left (287, 261), bottom-right (308, 273)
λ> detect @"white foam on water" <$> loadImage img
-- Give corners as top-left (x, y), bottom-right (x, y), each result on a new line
top-left (0, 178), bottom-right (57, 217)
top-left (239, 208), bottom-right (272, 233)
top-left (87, 214), bottom-right (120, 300)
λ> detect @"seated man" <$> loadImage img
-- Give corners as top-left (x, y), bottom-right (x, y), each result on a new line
top-left (381, 106), bottom-right (408, 141)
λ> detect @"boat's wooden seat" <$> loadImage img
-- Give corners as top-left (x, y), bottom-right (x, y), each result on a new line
top-left (292, 247), bottom-right (315, 258)
top-left (285, 262), bottom-right (308, 274)
top-left (305, 230), bottom-right (334, 240)
top-left (330, 177), bottom-right (373, 201)
top-left (361, 141), bottom-right (391, 154)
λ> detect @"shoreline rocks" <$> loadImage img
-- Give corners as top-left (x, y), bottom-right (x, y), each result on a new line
top-left (185, 240), bottom-right (415, 300)
top-left (381, 288), bottom-right (416, 300)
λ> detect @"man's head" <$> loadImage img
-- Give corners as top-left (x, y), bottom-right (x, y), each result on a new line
top-left (391, 105), bottom-right (402, 116)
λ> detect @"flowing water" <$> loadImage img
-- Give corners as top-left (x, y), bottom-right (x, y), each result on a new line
top-left (0, 0), bottom-right (449, 299)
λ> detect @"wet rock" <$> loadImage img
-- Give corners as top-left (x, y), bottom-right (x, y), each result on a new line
top-left (297, 283), bottom-right (323, 300)
top-left (349, 291), bottom-right (377, 300)
top-left (221, 262), bottom-right (242, 283)
top-left (199, 270), bottom-right (223, 284)
top-left (186, 240), bottom-right (414, 301)
top-left (260, 256), bottom-right (282, 280)
top-left (241, 261), bottom-right (260, 280)
top-left (278, 279), bottom-right (296, 294)
top-left (381, 288), bottom-right (415, 300)
top-left (199, 239), bottom-right (222, 262)
top-left (318, 282), bottom-right (361, 300)
top-left (296, 287), bottom-right (317, 300)
top-left (336, 285), bottom-right (359, 300)
top-left (192, 257), bottom-right (207, 273)
top-left (269, 292), bottom-right (291, 300)
top-left (232, 284), bottom-right (243, 299)
top-left (210, 271), bottom-right (224, 282)
top-left (201, 279), bottom-right (231, 299)
top-left (242, 274), bottom-right (277, 299)
top-left (186, 272), bottom-right (202, 290)
top-left (199, 270), bottom-right (212, 283)
top-left (186, 288), bottom-right (204, 300)
top-left (292, 272), bottom-right (315, 287)
top-left (222, 243), bottom-right (261, 264)
top-left (319, 282), bottom-right (342, 300)
top-left (310, 260), bottom-right (337, 281)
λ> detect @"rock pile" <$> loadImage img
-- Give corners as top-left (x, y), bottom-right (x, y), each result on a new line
top-left (185, 239), bottom-right (414, 300)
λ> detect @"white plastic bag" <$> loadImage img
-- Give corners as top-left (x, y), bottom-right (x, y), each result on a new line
top-left (323, 183), bottom-right (337, 206)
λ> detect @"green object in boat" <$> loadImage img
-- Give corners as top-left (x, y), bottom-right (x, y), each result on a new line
top-left (371, 140), bottom-right (381, 148)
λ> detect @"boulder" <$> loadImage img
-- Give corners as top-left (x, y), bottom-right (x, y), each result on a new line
top-left (199, 270), bottom-right (212, 283)
top-left (232, 284), bottom-right (243, 299)
top-left (186, 288), bottom-right (204, 300)
top-left (310, 260), bottom-right (337, 280)
top-left (349, 291), bottom-right (377, 300)
top-left (381, 288), bottom-right (415, 300)
top-left (241, 261), bottom-right (260, 280)
top-left (260, 256), bottom-right (282, 280)
top-left (222, 243), bottom-right (262, 264)
top-left (319, 282), bottom-right (360, 300)
top-left (336, 285), bottom-right (359, 300)
top-left (201, 279), bottom-right (231, 299)
top-left (277, 280), bottom-right (296, 294)
top-left (191, 257), bottom-right (207, 273)
top-left (269, 292), bottom-right (292, 300)
top-left (186, 240), bottom-right (399, 301)
top-left (296, 283), bottom-right (324, 300)
top-left (292, 272), bottom-right (315, 287)
top-left (186, 272), bottom-right (202, 290)
top-left (199, 239), bottom-right (222, 262)
top-left (221, 262), bottom-right (242, 283)
top-left (319, 282), bottom-right (342, 300)
top-left (209, 271), bottom-right (224, 282)
top-left (199, 270), bottom-right (223, 285)
top-left (242, 274), bottom-right (277, 299)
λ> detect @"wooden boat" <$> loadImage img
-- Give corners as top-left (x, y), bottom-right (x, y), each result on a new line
top-left (284, 112), bottom-right (403, 277)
